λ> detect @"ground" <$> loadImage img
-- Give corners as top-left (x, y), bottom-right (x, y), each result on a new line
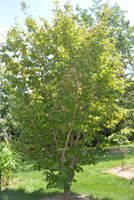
top-left (39, 164), bottom-right (134, 200)
top-left (104, 164), bottom-right (134, 179)
top-left (40, 194), bottom-right (92, 200)
top-left (2, 147), bottom-right (134, 200)
top-left (107, 148), bottom-right (134, 179)
top-left (40, 148), bottom-right (134, 200)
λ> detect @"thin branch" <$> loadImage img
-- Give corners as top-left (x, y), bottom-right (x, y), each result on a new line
top-left (75, 131), bottom-right (80, 146)
top-left (44, 147), bottom-right (51, 158)
top-left (60, 105), bottom-right (63, 115)
top-left (76, 72), bottom-right (79, 101)
top-left (73, 70), bottom-right (79, 118)
top-left (70, 135), bottom-right (74, 148)
top-left (52, 128), bottom-right (61, 157)
top-left (80, 103), bottom-right (86, 111)
top-left (61, 127), bottom-right (73, 162)
top-left (48, 168), bottom-right (56, 176)
top-left (49, 130), bottom-right (54, 149)
top-left (24, 148), bottom-right (43, 160)
top-left (30, 119), bottom-right (44, 159)
top-left (52, 128), bottom-right (58, 145)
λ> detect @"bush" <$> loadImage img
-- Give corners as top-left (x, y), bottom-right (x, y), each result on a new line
top-left (0, 142), bottom-right (20, 190)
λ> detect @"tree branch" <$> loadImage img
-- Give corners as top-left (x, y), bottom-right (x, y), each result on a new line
top-left (61, 127), bottom-right (73, 162)
top-left (75, 131), bottom-right (80, 146)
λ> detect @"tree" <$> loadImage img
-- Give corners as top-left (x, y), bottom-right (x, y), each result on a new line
top-left (73, 0), bottom-right (134, 143)
top-left (0, 1), bottom-right (127, 199)
top-left (0, 65), bottom-right (20, 140)
top-left (73, 0), bottom-right (134, 76)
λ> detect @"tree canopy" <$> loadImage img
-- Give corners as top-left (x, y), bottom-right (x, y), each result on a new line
top-left (73, 0), bottom-right (134, 142)
top-left (0, 65), bottom-right (20, 140)
top-left (0, 1), bottom-right (132, 200)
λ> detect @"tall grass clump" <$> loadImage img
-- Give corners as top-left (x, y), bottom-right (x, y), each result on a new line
top-left (0, 141), bottom-right (20, 190)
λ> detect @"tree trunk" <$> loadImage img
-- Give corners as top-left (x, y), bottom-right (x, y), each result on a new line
top-left (97, 138), bottom-right (100, 145)
top-left (64, 187), bottom-right (70, 200)
top-left (0, 169), bottom-right (1, 191)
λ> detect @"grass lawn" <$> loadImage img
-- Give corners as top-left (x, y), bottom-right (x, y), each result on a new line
top-left (0, 149), bottom-right (134, 200)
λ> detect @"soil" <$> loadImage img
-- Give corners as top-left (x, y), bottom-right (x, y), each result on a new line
top-left (103, 147), bottom-right (134, 180)
top-left (39, 194), bottom-right (92, 200)
top-left (103, 164), bottom-right (134, 180)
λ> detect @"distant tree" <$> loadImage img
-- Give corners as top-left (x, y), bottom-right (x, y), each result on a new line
top-left (0, 65), bottom-right (20, 140)
top-left (73, 0), bottom-right (134, 143)
top-left (73, 0), bottom-right (134, 75)
top-left (0, 1), bottom-right (128, 199)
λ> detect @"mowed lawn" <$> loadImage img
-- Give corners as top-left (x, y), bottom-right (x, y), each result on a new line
top-left (1, 149), bottom-right (134, 200)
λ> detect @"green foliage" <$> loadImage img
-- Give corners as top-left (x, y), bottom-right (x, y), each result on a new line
top-left (0, 66), bottom-right (21, 140)
top-left (73, 1), bottom-right (134, 75)
top-left (0, 0), bottom-right (129, 197)
top-left (0, 142), bottom-right (20, 190)
top-left (73, 0), bottom-right (134, 144)
top-left (108, 127), bottom-right (134, 146)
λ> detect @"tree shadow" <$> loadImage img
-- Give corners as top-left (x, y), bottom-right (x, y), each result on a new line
top-left (100, 152), bottom-right (123, 162)
top-left (84, 196), bottom-right (112, 200)
top-left (0, 187), bottom-right (113, 200)
top-left (0, 188), bottom-right (62, 200)
top-left (71, 193), bottom-right (112, 200)
top-left (102, 148), bottom-right (134, 162)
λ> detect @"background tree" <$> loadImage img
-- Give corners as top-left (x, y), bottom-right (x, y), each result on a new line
top-left (0, 1), bottom-right (128, 200)
top-left (73, 0), bottom-right (134, 143)
top-left (0, 65), bottom-right (20, 140)
top-left (73, 0), bottom-right (134, 74)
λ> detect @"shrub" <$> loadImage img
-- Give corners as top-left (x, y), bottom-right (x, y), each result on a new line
top-left (0, 142), bottom-right (20, 190)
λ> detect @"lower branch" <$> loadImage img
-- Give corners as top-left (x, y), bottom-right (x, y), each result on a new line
top-left (62, 127), bottom-right (73, 162)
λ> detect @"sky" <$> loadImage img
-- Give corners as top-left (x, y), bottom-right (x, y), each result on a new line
top-left (0, 0), bottom-right (134, 42)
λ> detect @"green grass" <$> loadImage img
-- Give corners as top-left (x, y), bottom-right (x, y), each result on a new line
top-left (72, 152), bottom-right (134, 200)
top-left (0, 150), bottom-right (134, 200)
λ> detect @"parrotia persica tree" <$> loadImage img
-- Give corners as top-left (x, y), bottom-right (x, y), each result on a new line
top-left (0, 1), bottom-right (128, 199)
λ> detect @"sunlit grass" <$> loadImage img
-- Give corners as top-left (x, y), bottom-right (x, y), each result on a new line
top-left (72, 151), bottom-right (134, 200)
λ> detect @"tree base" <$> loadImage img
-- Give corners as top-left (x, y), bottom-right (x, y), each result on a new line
top-left (64, 188), bottom-right (70, 200)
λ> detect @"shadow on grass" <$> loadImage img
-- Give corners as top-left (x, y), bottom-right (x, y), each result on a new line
top-left (0, 188), bottom-right (62, 200)
top-left (101, 152), bottom-right (123, 162)
top-left (71, 193), bottom-right (112, 200)
top-left (84, 196), bottom-right (112, 200)
top-left (0, 188), bottom-right (113, 200)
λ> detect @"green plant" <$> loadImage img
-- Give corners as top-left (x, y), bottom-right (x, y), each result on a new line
top-left (0, 1), bottom-right (129, 200)
top-left (108, 127), bottom-right (134, 170)
top-left (0, 151), bottom-right (134, 200)
top-left (0, 142), bottom-right (20, 190)
top-left (121, 144), bottom-right (134, 170)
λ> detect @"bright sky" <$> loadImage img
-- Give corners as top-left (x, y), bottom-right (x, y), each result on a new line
top-left (0, 0), bottom-right (134, 42)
